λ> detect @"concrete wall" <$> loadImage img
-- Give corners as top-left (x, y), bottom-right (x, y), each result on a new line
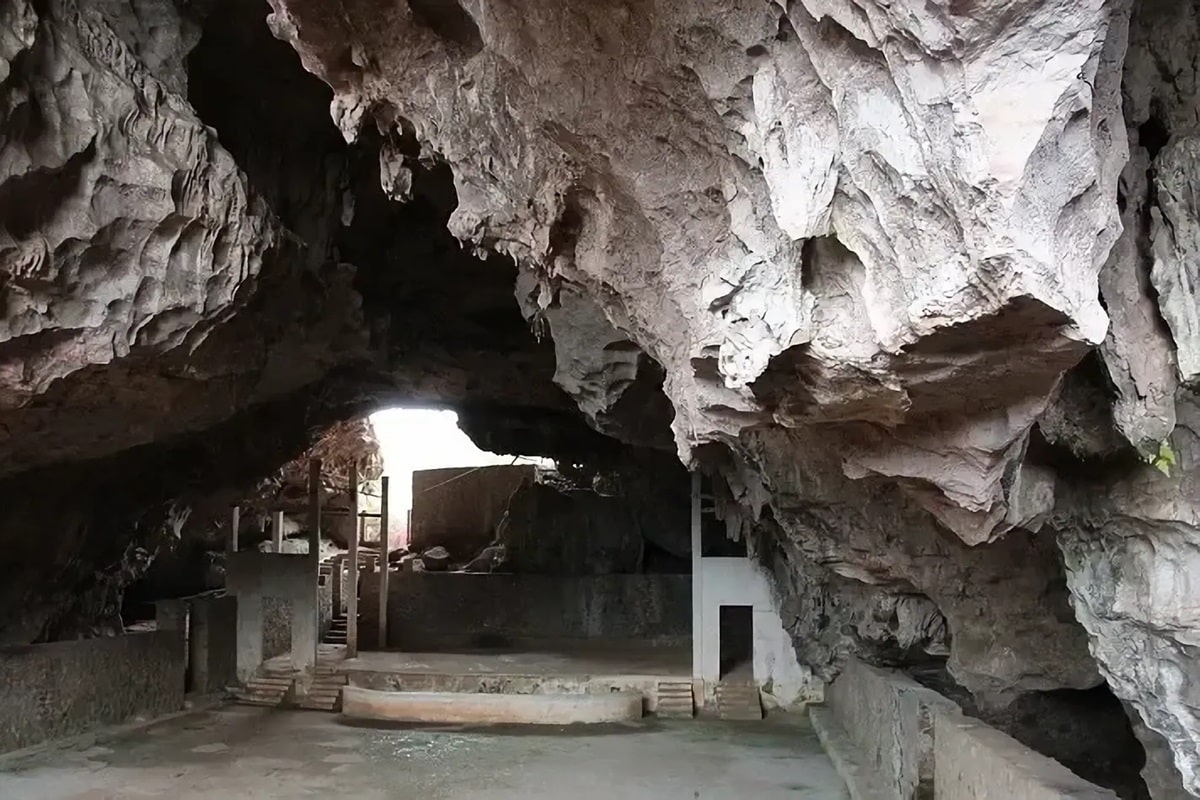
top-left (259, 577), bottom-right (333, 660)
top-left (409, 465), bottom-right (536, 558)
top-left (810, 660), bottom-right (1119, 800)
top-left (360, 572), bottom-right (690, 650)
top-left (188, 595), bottom-right (237, 694)
top-left (226, 551), bottom-right (320, 679)
top-left (695, 556), bottom-right (819, 708)
top-left (814, 660), bottom-right (960, 799)
top-left (0, 631), bottom-right (185, 753)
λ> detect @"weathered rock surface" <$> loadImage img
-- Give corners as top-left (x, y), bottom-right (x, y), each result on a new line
top-left (1058, 391), bottom-right (1200, 797)
top-left (419, 546), bottom-right (452, 572)
top-left (4, 0), bottom-right (1200, 792)
top-left (267, 0), bottom-right (1126, 547)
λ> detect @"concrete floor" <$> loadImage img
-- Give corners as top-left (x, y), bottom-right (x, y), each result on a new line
top-left (0, 706), bottom-right (849, 800)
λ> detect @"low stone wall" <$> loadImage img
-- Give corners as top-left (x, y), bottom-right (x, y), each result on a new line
top-left (810, 660), bottom-right (1118, 800)
top-left (0, 631), bottom-right (185, 753)
top-left (935, 713), bottom-right (1119, 800)
top-left (360, 572), bottom-right (690, 650)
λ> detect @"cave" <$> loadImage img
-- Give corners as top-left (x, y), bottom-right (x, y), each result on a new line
top-left (2, 0), bottom-right (1200, 797)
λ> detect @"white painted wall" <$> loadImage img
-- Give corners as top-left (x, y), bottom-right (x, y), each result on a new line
top-left (695, 556), bottom-right (821, 709)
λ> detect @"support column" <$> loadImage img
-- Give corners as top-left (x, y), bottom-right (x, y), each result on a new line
top-left (347, 458), bottom-right (360, 657)
top-left (272, 510), bottom-right (284, 552)
top-left (291, 458), bottom-right (322, 677)
top-left (154, 599), bottom-right (191, 695)
top-left (228, 506), bottom-right (240, 554)
top-left (331, 553), bottom-right (344, 615)
top-left (691, 471), bottom-right (703, 690)
top-left (191, 595), bottom-right (238, 694)
top-left (378, 475), bottom-right (390, 650)
top-left (236, 592), bottom-right (264, 682)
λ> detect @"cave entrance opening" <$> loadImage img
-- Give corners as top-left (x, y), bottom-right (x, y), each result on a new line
top-left (718, 605), bottom-right (754, 679)
top-left (316, 406), bottom-right (697, 713)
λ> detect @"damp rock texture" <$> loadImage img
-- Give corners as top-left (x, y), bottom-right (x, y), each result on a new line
top-left (3, 0), bottom-right (1200, 794)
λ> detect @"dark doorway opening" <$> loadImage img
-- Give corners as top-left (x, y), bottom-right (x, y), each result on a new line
top-left (719, 605), bottom-right (753, 679)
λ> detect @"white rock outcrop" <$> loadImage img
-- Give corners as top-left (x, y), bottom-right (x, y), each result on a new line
top-left (267, 0), bottom-right (1128, 546)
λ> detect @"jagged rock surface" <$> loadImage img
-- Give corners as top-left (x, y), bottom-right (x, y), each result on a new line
top-left (1058, 392), bottom-right (1200, 797)
top-left (267, 0), bottom-right (1127, 546)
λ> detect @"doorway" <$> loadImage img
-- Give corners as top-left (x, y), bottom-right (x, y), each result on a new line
top-left (719, 605), bottom-right (753, 679)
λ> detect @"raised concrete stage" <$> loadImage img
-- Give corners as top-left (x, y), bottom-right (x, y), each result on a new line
top-left (342, 687), bottom-right (644, 725)
top-left (340, 642), bottom-right (694, 720)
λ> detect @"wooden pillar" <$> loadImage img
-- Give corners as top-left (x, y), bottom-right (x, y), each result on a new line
top-left (347, 459), bottom-right (360, 657)
top-left (691, 471), bottom-right (703, 683)
top-left (228, 506), bottom-right (240, 554)
top-left (308, 458), bottom-right (322, 562)
top-left (303, 458), bottom-right (322, 672)
top-left (378, 475), bottom-right (390, 650)
top-left (272, 510), bottom-right (284, 552)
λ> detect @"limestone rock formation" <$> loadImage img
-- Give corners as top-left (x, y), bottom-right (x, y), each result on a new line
top-left (3, 0), bottom-right (1200, 794)
top-left (1057, 394), bottom-right (1200, 797)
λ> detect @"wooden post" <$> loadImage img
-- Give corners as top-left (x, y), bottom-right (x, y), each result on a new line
top-left (378, 475), bottom-right (390, 650)
top-left (272, 510), bottom-right (284, 552)
top-left (228, 506), bottom-right (240, 554)
top-left (691, 471), bottom-right (703, 686)
top-left (347, 458), bottom-right (360, 657)
top-left (308, 458), bottom-right (322, 561)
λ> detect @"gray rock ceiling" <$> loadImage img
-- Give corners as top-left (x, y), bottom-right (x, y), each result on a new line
top-left (2, 0), bottom-right (1200, 795)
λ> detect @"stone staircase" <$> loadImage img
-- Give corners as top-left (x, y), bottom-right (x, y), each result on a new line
top-left (715, 680), bottom-right (762, 720)
top-left (231, 644), bottom-right (349, 712)
top-left (655, 680), bottom-right (695, 719)
top-left (296, 667), bottom-right (349, 712)
top-left (324, 613), bottom-right (348, 645)
top-left (232, 673), bottom-right (293, 707)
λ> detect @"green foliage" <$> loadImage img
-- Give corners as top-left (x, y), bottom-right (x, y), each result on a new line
top-left (1143, 439), bottom-right (1177, 477)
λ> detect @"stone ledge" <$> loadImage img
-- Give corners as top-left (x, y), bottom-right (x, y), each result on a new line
top-left (341, 687), bottom-right (644, 725)
top-left (809, 705), bottom-right (892, 800)
top-left (934, 712), bottom-right (1120, 800)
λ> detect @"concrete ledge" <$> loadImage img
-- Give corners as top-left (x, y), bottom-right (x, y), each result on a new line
top-left (813, 661), bottom-right (1120, 800)
top-left (934, 712), bottom-right (1119, 800)
top-left (810, 706), bottom-right (891, 800)
top-left (819, 660), bottom-right (960, 800)
top-left (341, 687), bottom-right (644, 725)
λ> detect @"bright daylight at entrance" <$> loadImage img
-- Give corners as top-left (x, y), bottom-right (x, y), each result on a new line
top-left (2, 0), bottom-right (1198, 798)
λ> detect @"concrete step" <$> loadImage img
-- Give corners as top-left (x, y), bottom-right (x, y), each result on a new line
top-left (245, 676), bottom-right (293, 687)
top-left (715, 681), bottom-right (762, 721)
top-left (298, 699), bottom-right (340, 712)
top-left (232, 684), bottom-right (291, 707)
top-left (297, 682), bottom-right (344, 712)
top-left (656, 681), bottom-right (694, 719)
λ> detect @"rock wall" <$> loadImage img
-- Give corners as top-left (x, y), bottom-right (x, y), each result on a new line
top-left (410, 465), bottom-right (536, 559)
